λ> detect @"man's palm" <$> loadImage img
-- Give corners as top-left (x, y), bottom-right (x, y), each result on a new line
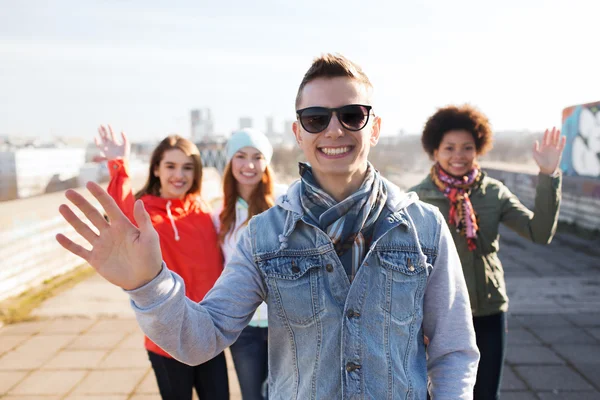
top-left (57, 182), bottom-right (162, 290)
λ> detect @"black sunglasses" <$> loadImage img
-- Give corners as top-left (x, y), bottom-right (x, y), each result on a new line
top-left (296, 104), bottom-right (373, 134)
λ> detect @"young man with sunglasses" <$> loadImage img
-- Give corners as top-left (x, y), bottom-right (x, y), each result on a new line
top-left (57, 54), bottom-right (479, 399)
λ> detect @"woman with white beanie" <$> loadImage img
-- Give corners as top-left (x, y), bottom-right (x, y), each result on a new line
top-left (213, 128), bottom-right (283, 400)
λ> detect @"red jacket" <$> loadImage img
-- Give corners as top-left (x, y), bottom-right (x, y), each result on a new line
top-left (107, 159), bottom-right (224, 357)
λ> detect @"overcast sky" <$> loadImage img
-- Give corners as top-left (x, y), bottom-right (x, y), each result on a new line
top-left (1, 0), bottom-right (598, 141)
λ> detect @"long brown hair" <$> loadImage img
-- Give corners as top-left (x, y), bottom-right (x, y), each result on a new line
top-left (218, 161), bottom-right (275, 244)
top-left (135, 135), bottom-right (203, 200)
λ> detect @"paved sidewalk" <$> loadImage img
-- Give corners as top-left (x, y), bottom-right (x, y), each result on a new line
top-left (1, 226), bottom-right (599, 399)
top-left (0, 276), bottom-right (241, 399)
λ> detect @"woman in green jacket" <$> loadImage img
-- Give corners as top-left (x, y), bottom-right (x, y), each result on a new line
top-left (410, 105), bottom-right (565, 400)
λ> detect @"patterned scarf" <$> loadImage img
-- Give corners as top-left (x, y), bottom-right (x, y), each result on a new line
top-left (431, 163), bottom-right (482, 251)
top-left (299, 162), bottom-right (387, 281)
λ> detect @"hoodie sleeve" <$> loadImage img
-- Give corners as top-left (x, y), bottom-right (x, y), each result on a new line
top-left (126, 226), bottom-right (265, 365)
top-left (423, 210), bottom-right (480, 399)
top-left (107, 158), bottom-right (136, 223)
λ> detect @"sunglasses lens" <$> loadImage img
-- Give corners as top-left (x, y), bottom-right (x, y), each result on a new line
top-left (300, 108), bottom-right (331, 133)
top-left (339, 105), bottom-right (370, 130)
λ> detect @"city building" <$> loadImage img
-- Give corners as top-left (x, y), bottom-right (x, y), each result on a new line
top-left (239, 117), bottom-right (253, 130)
top-left (0, 148), bottom-right (86, 201)
top-left (190, 108), bottom-right (215, 142)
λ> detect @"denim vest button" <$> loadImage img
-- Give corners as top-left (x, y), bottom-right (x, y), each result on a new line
top-left (292, 266), bottom-right (300, 273)
top-left (325, 264), bottom-right (333, 272)
top-left (347, 310), bottom-right (360, 318)
top-left (345, 362), bottom-right (361, 372)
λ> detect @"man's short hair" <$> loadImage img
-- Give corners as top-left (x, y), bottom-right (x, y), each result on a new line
top-left (295, 53), bottom-right (373, 109)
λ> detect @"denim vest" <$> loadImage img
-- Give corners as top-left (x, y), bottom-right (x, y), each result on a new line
top-left (129, 179), bottom-right (479, 400)
top-left (249, 180), bottom-right (441, 399)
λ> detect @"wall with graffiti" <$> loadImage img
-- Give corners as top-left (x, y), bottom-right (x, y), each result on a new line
top-left (561, 101), bottom-right (600, 178)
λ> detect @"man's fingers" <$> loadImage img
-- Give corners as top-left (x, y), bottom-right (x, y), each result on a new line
top-left (59, 204), bottom-right (100, 244)
top-left (85, 181), bottom-right (133, 226)
top-left (56, 233), bottom-right (91, 262)
top-left (65, 188), bottom-right (110, 231)
top-left (133, 200), bottom-right (153, 232)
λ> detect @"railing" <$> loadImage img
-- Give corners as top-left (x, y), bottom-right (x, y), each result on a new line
top-left (0, 168), bottom-right (222, 302)
top-left (484, 167), bottom-right (600, 233)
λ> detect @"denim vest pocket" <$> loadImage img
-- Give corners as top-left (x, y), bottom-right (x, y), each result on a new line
top-left (378, 251), bottom-right (427, 322)
top-left (261, 255), bottom-right (324, 326)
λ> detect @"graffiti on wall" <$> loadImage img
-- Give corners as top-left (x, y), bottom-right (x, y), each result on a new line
top-left (561, 101), bottom-right (600, 178)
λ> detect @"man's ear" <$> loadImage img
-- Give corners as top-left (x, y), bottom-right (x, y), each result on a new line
top-left (370, 115), bottom-right (382, 146)
top-left (292, 120), bottom-right (302, 146)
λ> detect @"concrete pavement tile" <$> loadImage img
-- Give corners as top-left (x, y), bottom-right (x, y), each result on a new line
top-left (515, 365), bottom-right (595, 391)
top-left (529, 326), bottom-right (598, 344)
top-left (537, 392), bottom-right (600, 399)
top-left (505, 345), bottom-right (564, 365)
top-left (0, 320), bottom-right (50, 335)
top-left (507, 329), bottom-right (541, 345)
top-left (507, 315), bottom-right (525, 329)
top-left (571, 363), bottom-right (600, 390)
top-left (67, 333), bottom-right (128, 350)
top-left (552, 344), bottom-right (600, 365)
top-left (0, 349), bottom-right (54, 370)
top-left (86, 319), bottom-right (140, 334)
top-left (136, 370), bottom-right (159, 394)
top-left (513, 315), bottom-right (573, 329)
top-left (1, 396), bottom-right (61, 400)
top-left (41, 350), bottom-right (109, 369)
top-left (497, 392), bottom-right (537, 400)
top-left (8, 370), bottom-right (87, 396)
top-left (0, 371), bottom-right (28, 394)
top-left (97, 349), bottom-right (151, 369)
top-left (526, 265), bottom-right (573, 277)
top-left (0, 335), bottom-right (30, 355)
top-left (116, 331), bottom-right (145, 350)
top-left (72, 369), bottom-right (147, 395)
top-left (566, 313), bottom-right (600, 327)
top-left (501, 367), bottom-right (527, 390)
top-left (65, 395), bottom-right (128, 400)
top-left (15, 334), bottom-right (77, 356)
top-left (586, 328), bottom-right (600, 341)
top-left (43, 318), bottom-right (96, 334)
top-left (504, 268), bottom-right (539, 277)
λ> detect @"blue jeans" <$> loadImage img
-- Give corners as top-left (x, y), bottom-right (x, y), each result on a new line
top-left (148, 350), bottom-right (229, 400)
top-left (473, 312), bottom-right (507, 400)
top-left (229, 325), bottom-right (268, 400)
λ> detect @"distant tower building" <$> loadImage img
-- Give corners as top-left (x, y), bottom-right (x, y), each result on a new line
top-left (190, 108), bottom-right (214, 142)
top-left (282, 119), bottom-right (297, 145)
top-left (266, 116), bottom-right (274, 136)
top-left (239, 117), bottom-right (253, 130)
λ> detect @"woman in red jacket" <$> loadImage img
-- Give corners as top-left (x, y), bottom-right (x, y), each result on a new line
top-left (94, 125), bottom-right (228, 400)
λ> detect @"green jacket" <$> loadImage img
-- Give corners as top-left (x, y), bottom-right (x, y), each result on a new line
top-left (409, 171), bottom-right (561, 317)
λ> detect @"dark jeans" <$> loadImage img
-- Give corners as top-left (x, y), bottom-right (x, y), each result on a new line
top-left (426, 312), bottom-right (506, 400)
top-left (473, 312), bottom-right (507, 400)
top-left (229, 325), bottom-right (268, 400)
top-left (148, 350), bottom-right (229, 400)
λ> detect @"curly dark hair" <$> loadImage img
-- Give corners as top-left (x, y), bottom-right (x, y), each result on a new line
top-left (421, 104), bottom-right (494, 158)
